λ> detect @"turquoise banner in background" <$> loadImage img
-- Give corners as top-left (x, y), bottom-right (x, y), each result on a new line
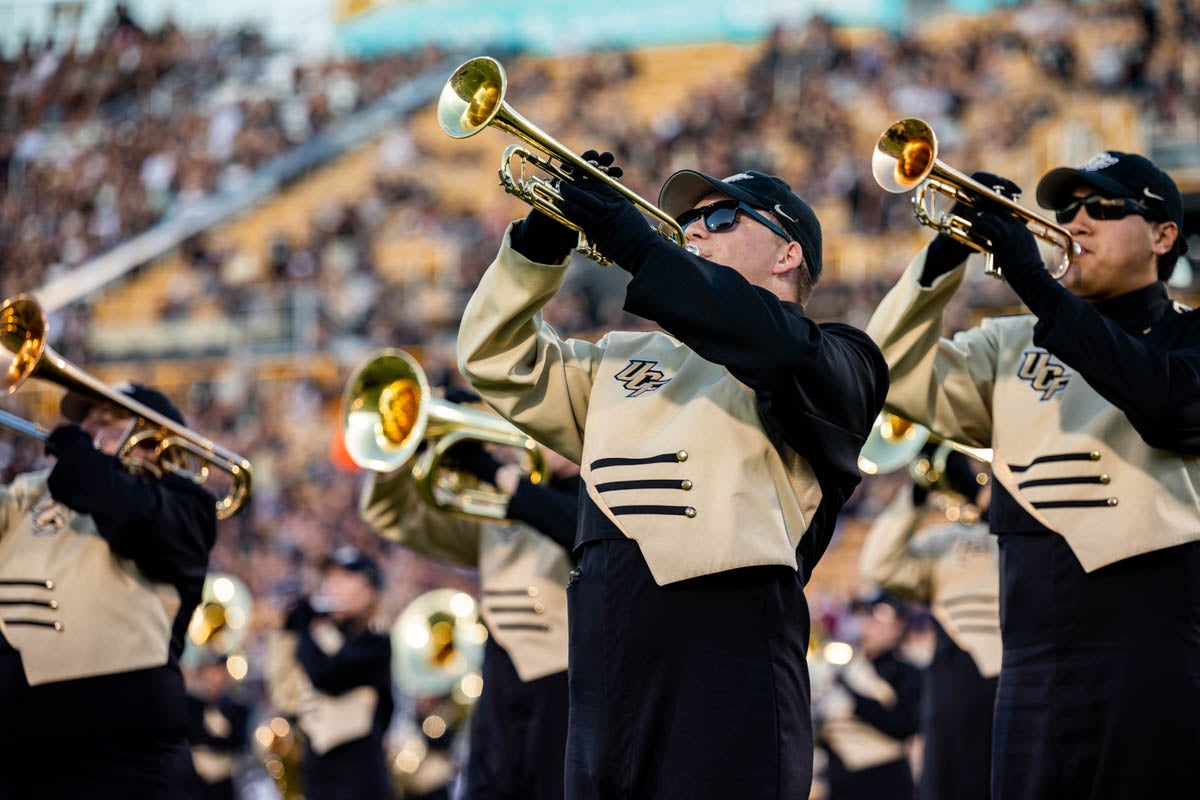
top-left (336, 0), bottom-right (905, 57)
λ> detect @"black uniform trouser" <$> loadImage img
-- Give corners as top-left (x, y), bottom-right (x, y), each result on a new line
top-left (825, 754), bottom-right (913, 800)
top-left (919, 622), bottom-right (997, 800)
top-left (464, 638), bottom-right (569, 800)
top-left (0, 738), bottom-right (196, 800)
top-left (565, 538), bottom-right (811, 800)
top-left (993, 533), bottom-right (1200, 800)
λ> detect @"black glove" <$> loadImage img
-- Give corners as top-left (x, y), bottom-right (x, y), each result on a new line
top-left (284, 598), bottom-right (317, 632)
top-left (921, 171), bottom-right (1023, 286)
top-left (557, 164), bottom-right (659, 271)
top-left (45, 424), bottom-right (94, 459)
top-left (910, 481), bottom-right (929, 508)
top-left (443, 441), bottom-right (503, 485)
top-left (509, 150), bottom-right (625, 264)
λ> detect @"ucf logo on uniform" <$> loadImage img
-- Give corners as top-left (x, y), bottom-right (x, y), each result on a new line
top-left (1017, 349), bottom-right (1071, 400)
top-left (614, 359), bottom-right (671, 397)
top-left (29, 495), bottom-right (68, 536)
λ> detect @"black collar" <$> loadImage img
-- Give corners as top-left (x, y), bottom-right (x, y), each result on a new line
top-left (1090, 281), bottom-right (1172, 333)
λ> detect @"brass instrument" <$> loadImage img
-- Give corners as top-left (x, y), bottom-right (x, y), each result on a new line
top-left (341, 348), bottom-right (546, 521)
top-left (0, 294), bottom-right (253, 519)
top-left (391, 588), bottom-right (487, 702)
top-left (872, 118), bottom-right (1079, 280)
top-left (186, 572), bottom-right (254, 661)
top-left (911, 442), bottom-right (989, 525)
top-left (857, 412), bottom-right (993, 476)
top-left (438, 55), bottom-right (686, 266)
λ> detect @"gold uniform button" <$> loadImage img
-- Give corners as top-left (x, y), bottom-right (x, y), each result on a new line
top-left (52, 622), bottom-right (63, 632)
top-left (684, 507), bottom-right (697, 518)
top-left (48, 600), bottom-right (59, 610)
top-left (1099, 474), bottom-right (1111, 485)
top-left (1106, 498), bottom-right (1119, 507)
top-left (44, 580), bottom-right (54, 590)
top-left (680, 480), bottom-right (693, 491)
top-left (1090, 451), bottom-right (1102, 461)
top-left (534, 603), bottom-right (545, 614)
top-left (676, 450), bottom-right (688, 462)
top-left (527, 586), bottom-right (539, 598)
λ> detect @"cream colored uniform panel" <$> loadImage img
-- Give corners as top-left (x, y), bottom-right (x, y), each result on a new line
top-left (459, 227), bottom-right (823, 586)
top-left (0, 471), bottom-right (181, 686)
top-left (359, 468), bottom-right (481, 568)
top-left (867, 251), bottom-right (1200, 572)
top-left (266, 628), bottom-right (380, 755)
top-left (819, 656), bottom-right (906, 771)
top-left (301, 685), bottom-right (379, 755)
top-left (861, 491), bottom-right (1001, 678)
top-left (478, 524), bottom-right (570, 681)
top-left (458, 223), bottom-right (602, 466)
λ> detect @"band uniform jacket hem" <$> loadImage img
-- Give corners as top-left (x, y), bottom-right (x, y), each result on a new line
top-left (360, 468), bottom-right (570, 681)
top-left (0, 470), bottom-right (182, 685)
top-left (457, 223), bottom-right (825, 586)
top-left (865, 247), bottom-right (1200, 572)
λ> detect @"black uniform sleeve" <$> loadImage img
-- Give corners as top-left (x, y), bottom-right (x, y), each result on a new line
top-left (1030, 290), bottom-right (1200, 452)
top-left (621, 240), bottom-right (889, 497)
top-left (46, 427), bottom-right (217, 585)
top-left (843, 656), bottom-right (921, 740)
top-left (297, 628), bottom-right (392, 696)
top-left (504, 477), bottom-right (579, 553)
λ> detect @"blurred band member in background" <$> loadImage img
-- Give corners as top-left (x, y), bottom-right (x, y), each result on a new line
top-left (0, 384), bottom-right (218, 799)
top-left (185, 654), bottom-right (251, 800)
top-left (867, 154), bottom-right (1200, 799)
top-left (815, 590), bottom-right (921, 800)
top-left (859, 448), bottom-right (999, 800)
top-left (360, 407), bottom-right (579, 800)
top-left (457, 153), bottom-right (887, 799)
top-left (278, 547), bottom-right (394, 800)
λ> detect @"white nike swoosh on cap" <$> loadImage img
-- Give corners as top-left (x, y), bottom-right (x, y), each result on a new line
top-left (774, 204), bottom-right (798, 223)
top-left (1143, 187), bottom-right (1165, 202)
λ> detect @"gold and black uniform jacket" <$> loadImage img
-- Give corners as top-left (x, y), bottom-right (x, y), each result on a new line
top-left (0, 470), bottom-right (207, 686)
top-left (360, 467), bottom-right (571, 681)
top-left (859, 490), bottom-right (1001, 678)
top-left (458, 223), bottom-right (887, 586)
top-left (867, 248), bottom-right (1200, 572)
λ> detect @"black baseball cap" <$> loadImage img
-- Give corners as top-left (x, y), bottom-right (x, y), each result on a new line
top-left (850, 588), bottom-right (909, 620)
top-left (61, 382), bottom-right (185, 426)
top-left (1036, 151), bottom-right (1187, 255)
top-left (323, 545), bottom-right (383, 589)
top-left (659, 169), bottom-right (824, 281)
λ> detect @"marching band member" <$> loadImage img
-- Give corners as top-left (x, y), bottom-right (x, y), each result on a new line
top-left (278, 547), bottom-right (394, 800)
top-left (866, 154), bottom-right (1200, 799)
top-left (185, 654), bottom-right (251, 800)
top-left (815, 590), bottom-right (921, 800)
top-left (859, 448), bottom-right (999, 800)
top-left (0, 384), bottom-right (218, 799)
top-left (359, 413), bottom-right (579, 800)
top-left (457, 155), bottom-right (888, 799)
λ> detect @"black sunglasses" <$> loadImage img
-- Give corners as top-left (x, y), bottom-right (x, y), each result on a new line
top-left (1055, 194), bottom-right (1160, 225)
top-left (676, 199), bottom-right (792, 243)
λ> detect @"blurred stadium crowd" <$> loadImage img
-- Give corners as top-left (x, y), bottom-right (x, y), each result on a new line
top-left (1, 0), bottom-right (1198, 781)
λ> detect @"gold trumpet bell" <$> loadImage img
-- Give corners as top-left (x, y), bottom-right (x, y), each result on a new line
top-left (858, 413), bottom-right (931, 476)
top-left (872, 118), bottom-right (938, 193)
top-left (0, 295), bottom-right (48, 396)
top-left (438, 57), bottom-right (506, 139)
top-left (342, 349), bottom-right (432, 473)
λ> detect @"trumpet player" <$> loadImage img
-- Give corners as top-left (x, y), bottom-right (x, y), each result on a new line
top-left (859, 447), bottom-right (999, 800)
top-left (0, 384), bottom-right (218, 799)
top-left (866, 154), bottom-right (1200, 800)
top-left (278, 547), bottom-right (394, 800)
top-left (458, 154), bottom-right (888, 799)
top-left (359, 393), bottom-right (580, 800)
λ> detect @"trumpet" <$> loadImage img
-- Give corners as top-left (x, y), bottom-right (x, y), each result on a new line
top-left (0, 294), bottom-right (253, 519)
top-left (872, 118), bottom-right (1079, 280)
top-left (438, 55), bottom-right (686, 266)
top-left (857, 412), bottom-right (993, 476)
top-left (340, 348), bottom-right (546, 521)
